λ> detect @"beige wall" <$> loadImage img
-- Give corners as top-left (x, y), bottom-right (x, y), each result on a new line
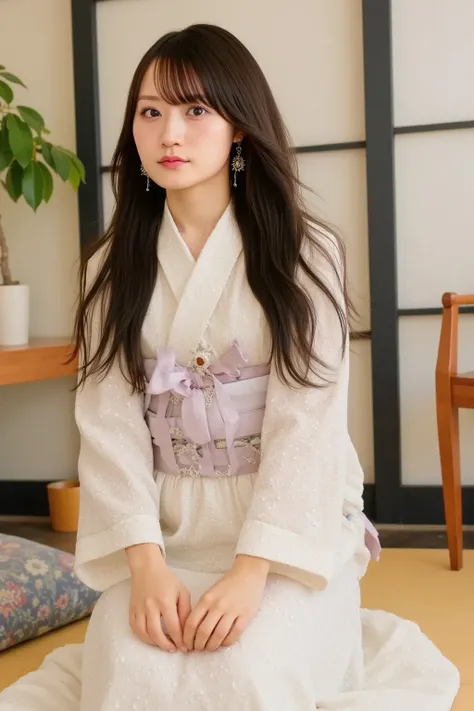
top-left (0, 0), bottom-right (80, 482)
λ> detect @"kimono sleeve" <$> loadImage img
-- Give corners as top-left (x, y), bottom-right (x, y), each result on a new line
top-left (236, 241), bottom-right (350, 590)
top-left (74, 252), bottom-right (164, 592)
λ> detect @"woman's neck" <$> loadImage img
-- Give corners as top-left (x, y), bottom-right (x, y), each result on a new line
top-left (166, 176), bottom-right (231, 260)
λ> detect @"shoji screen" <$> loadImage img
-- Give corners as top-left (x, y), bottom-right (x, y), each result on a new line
top-left (392, 0), bottom-right (474, 486)
top-left (95, 0), bottom-right (374, 482)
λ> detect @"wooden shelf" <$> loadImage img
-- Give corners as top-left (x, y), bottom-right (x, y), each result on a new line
top-left (0, 338), bottom-right (78, 386)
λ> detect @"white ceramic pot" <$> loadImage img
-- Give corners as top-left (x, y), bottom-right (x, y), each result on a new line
top-left (0, 284), bottom-right (30, 346)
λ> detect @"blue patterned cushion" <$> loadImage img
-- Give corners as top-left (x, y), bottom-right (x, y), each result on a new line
top-left (0, 534), bottom-right (100, 651)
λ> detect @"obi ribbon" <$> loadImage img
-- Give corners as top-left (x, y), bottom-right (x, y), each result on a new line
top-left (146, 342), bottom-right (248, 472)
top-left (362, 513), bottom-right (382, 561)
top-left (347, 512), bottom-right (382, 562)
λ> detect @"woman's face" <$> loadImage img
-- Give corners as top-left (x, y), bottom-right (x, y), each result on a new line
top-left (133, 62), bottom-right (240, 192)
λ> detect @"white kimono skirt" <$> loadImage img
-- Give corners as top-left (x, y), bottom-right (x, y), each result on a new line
top-left (0, 204), bottom-right (460, 711)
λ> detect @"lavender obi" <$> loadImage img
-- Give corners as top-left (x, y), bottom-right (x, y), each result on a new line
top-left (143, 341), bottom-right (382, 562)
top-left (144, 341), bottom-right (270, 478)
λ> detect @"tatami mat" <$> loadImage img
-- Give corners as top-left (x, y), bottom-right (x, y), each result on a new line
top-left (1, 549), bottom-right (472, 709)
top-left (360, 549), bottom-right (473, 710)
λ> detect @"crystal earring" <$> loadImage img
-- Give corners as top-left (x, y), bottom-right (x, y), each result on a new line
top-left (140, 164), bottom-right (150, 192)
top-left (231, 141), bottom-right (245, 188)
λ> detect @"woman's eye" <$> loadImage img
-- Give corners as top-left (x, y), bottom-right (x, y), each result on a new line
top-left (187, 106), bottom-right (208, 117)
top-left (141, 107), bottom-right (160, 118)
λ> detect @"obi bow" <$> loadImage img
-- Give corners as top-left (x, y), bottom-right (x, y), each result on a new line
top-left (146, 342), bottom-right (248, 471)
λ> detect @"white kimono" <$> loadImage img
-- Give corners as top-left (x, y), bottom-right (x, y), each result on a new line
top-left (0, 204), bottom-right (459, 711)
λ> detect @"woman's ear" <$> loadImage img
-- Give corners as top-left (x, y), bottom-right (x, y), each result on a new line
top-left (233, 131), bottom-right (245, 143)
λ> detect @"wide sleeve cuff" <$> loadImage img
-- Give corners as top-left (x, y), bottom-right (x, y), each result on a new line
top-left (235, 519), bottom-right (335, 591)
top-left (74, 514), bottom-right (165, 592)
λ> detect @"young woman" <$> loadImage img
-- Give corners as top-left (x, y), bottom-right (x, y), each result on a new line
top-left (0, 24), bottom-right (459, 711)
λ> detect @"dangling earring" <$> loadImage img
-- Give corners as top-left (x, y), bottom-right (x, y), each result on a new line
top-left (140, 164), bottom-right (150, 192)
top-left (231, 141), bottom-right (245, 188)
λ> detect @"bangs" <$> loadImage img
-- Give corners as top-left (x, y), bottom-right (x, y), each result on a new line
top-left (153, 56), bottom-right (213, 108)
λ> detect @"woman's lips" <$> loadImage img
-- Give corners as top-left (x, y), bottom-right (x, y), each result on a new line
top-left (159, 158), bottom-right (188, 168)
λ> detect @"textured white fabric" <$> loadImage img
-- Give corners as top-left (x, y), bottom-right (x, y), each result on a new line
top-left (0, 203), bottom-right (460, 710)
top-left (0, 604), bottom-right (459, 711)
top-left (77, 560), bottom-right (363, 711)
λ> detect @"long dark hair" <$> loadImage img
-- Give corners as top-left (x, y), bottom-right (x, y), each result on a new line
top-left (71, 24), bottom-right (356, 391)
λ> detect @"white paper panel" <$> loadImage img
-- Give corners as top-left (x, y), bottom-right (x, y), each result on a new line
top-left (392, 0), bottom-right (474, 126)
top-left (348, 339), bottom-right (375, 484)
top-left (298, 150), bottom-right (370, 330)
top-left (399, 315), bottom-right (474, 486)
top-left (395, 130), bottom-right (474, 309)
top-left (96, 0), bottom-right (365, 164)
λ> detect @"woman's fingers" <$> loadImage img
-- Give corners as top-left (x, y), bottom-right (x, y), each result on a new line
top-left (177, 589), bottom-right (192, 629)
top-left (221, 617), bottom-right (248, 647)
top-left (205, 614), bottom-right (236, 652)
top-left (145, 605), bottom-right (177, 653)
top-left (161, 603), bottom-right (187, 653)
top-left (183, 601), bottom-right (208, 650)
top-left (193, 610), bottom-right (224, 652)
top-left (130, 611), bottom-right (154, 647)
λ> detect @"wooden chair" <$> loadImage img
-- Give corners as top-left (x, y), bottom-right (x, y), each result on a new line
top-left (435, 292), bottom-right (474, 570)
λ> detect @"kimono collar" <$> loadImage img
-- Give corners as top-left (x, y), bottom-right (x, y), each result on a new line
top-left (158, 200), bottom-right (243, 365)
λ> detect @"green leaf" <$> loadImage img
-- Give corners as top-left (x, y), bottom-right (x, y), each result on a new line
top-left (0, 71), bottom-right (26, 88)
top-left (0, 122), bottom-right (13, 171)
top-left (61, 147), bottom-right (85, 183)
top-left (6, 114), bottom-right (33, 168)
top-left (76, 157), bottom-right (86, 183)
top-left (17, 106), bottom-right (45, 134)
top-left (0, 66), bottom-right (5, 71)
top-left (5, 161), bottom-right (23, 201)
top-left (0, 146), bottom-right (12, 171)
top-left (51, 145), bottom-right (71, 181)
top-left (0, 80), bottom-right (13, 104)
top-left (22, 161), bottom-right (44, 210)
top-left (37, 161), bottom-right (53, 202)
top-left (67, 161), bottom-right (81, 191)
top-left (39, 139), bottom-right (54, 169)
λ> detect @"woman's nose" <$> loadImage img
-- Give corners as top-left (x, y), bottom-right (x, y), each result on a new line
top-left (160, 115), bottom-right (184, 146)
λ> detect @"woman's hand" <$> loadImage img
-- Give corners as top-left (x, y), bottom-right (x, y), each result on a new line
top-left (126, 543), bottom-right (191, 653)
top-left (183, 555), bottom-right (269, 652)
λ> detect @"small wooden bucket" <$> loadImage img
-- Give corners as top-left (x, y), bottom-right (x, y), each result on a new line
top-left (47, 480), bottom-right (80, 533)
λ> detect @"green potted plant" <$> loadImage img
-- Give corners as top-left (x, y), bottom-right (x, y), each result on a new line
top-left (0, 65), bottom-right (85, 346)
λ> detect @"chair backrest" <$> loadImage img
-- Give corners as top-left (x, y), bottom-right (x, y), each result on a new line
top-left (436, 293), bottom-right (474, 381)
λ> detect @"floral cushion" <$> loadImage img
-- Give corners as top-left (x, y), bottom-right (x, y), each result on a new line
top-left (0, 534), bottom-right (100, 651)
